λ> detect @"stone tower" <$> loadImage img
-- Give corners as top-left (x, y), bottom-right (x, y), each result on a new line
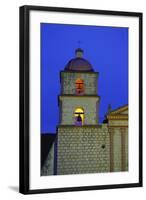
top-left (56, 49), bottom-right (110, 175)
top-left (59, 48), bottom-right (100, 125)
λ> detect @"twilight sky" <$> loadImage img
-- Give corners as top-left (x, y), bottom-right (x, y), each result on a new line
top-left (41, 23), bottom-right (128, 134)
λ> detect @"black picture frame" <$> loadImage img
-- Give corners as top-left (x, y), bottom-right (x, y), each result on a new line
top-left (19, 5), bottom-right (143, 194)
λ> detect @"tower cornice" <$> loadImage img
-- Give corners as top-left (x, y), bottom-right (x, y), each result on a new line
top-left (59, 95), bottom-right (100, 100)
top-left (60, 70), bottom-right (99, 75)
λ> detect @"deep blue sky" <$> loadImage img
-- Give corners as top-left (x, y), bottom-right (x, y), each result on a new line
top-left (41, 23), bottom-right (128, 134)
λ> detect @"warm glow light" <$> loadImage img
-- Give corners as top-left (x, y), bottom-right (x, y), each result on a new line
top-left (74, 107), bottom-right (84, 125)
top-left (75, 79), bottom-right (84, 95)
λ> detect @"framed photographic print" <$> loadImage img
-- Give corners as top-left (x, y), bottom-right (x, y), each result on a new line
top-left (19, 5), bottom-right (143, 194)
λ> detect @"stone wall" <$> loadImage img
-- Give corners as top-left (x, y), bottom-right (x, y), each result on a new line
top-left (41, 124), bottom-right (128, 176)
top-left (41, 143), bottom-right (55, 176)
top-left (57, 125), bottom-right (110, 175)
top-left (61, 72), bottom-right (98, 95)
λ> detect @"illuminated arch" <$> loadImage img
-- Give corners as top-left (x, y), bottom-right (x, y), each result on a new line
top-left (74, 107), bottom-right (84, 125)
top-left (75, 78), bottom-right (84, 95)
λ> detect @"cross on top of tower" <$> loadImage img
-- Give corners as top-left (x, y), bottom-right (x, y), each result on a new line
top-left (75, 41), bottom-right (83, 58)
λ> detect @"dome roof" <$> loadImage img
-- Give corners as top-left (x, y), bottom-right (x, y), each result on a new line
top-left (64, 48), bottom-right (94, 72)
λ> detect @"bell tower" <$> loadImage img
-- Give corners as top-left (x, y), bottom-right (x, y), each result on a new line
top-left (56, 48), bottom-right (110, 176)
top-left (58, 48), bottom-right (100, 125)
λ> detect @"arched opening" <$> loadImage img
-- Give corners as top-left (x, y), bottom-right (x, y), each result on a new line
top-left (75, 79), bottom-right (84, 95)
top-left (74, 107), bottom-right (84, 126)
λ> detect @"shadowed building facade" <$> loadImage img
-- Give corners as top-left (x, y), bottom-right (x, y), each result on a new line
top-left (41, 48), bottom-right (128, 175)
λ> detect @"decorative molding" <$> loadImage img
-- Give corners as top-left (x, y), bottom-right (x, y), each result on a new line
top-left (108, 125), bottom-right (128, 128)
top-left (57, 124), bottom-right (102, 129)
top-left (59, 95), bottom-right (100, 100)
top-left (107, 115), bottom-right (128, 120)
top-left (108, 105), bottom-right (128, 115)
top-left (60, 70), bottom-right (99, 75)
